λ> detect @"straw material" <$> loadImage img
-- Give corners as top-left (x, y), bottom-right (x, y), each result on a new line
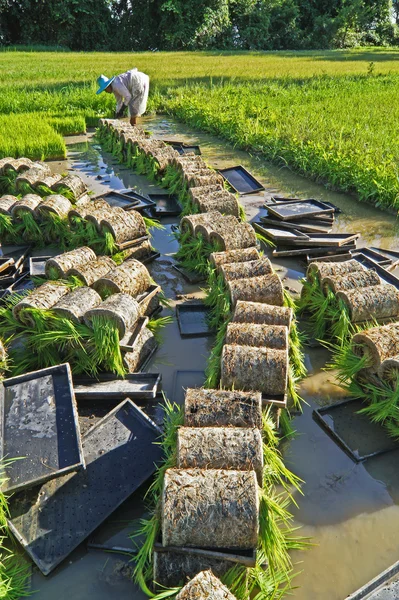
top-left (337, 284), bottom-right (399, 323)
top-left (210, 247), bottom-right (260, 270)
top-left (120, 240), bottom-right (153, 261)
top-left (153, 552), bottom-right (232, 589)
top-left (307, 259), bottom-right (364, 284)
top-left (210, 222), bottom-right (257, 251)
top-left (53, 174), bottom-right (87, 200)
top-left (177, 427), bottom-right (263, 484)
top-left (176, 570), bottom-right (237, 600)
top-left (52, 287), bottom-right (102, 323)
top-left (225, 323), bottom-right (288, 349)
top-left (15, 164), bottom-right (51, 187)
top-left (68, 199), bottom-right (109, 221)
top-left (93, 258), bottom-right (151, 297)
top-left (85, 206), bottom-right (118, 230)
top-left (84, 293), bottom-right (140, 337)
top-left (321, 270), bottom-right (380, 295)
top-left (221, 344), bottom-right (288, 395)
top-left (189, 185), bottom-right (224, 203)
top-left (228, 273), bottom-right (284, 307)
top-left (196, 215), bottom-right (239, 244)
top-left (188, 174), bottom-right (225, 188)
top-left (232, 301), bottom-right (293, 328)
top-left (0, 195), bottom-right (18, 215)
top-left (184, 388), bottom-right (263, 429)
top-left (101, 209), bottom-right (147, 243)
top-left (35, 195), bottom-right (72, 219)
top-left (352, 322), bottom-right (399, 371)
top-left (45, 247), bottom-right (96, 279)
top-left (196, 192), bottom-right (240, 218)
top-left (13, 282), bottom-right (70, 324)
top-left (162, 468), bottom-right (259, 549)
top-left (220, 258), bottom-right (272, 282)
top-left (122, 326), bottom-right (157, 372)
top-left (174, 156), bottom-right (207, 172)
top-left (180, 212), bottom-right (221, 236)
top-left (11, 194), bottom-right (42, 217)
top-left (0, 158), bottom-right (17, 174)
top-left (34, 173), bottom-right (62, 189)
top-left (67, 256), bottom-right (115, 286)
top-left (7, 158), bottom-right (33, 173)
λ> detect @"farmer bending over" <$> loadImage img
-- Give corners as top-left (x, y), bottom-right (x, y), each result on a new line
top-left (96, 68), bottom-right (150, 126)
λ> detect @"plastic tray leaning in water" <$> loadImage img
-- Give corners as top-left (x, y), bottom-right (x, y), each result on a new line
top-left (218, 165), bottom-right (265, 195)
top-left (313, 398), bottom-right (399, 462)
top-left (0, 363), bottom-right (84, 493)
top-left (267, 199), bottom-right (335, 221)
top-left (8, 399), bottom-right (163, 575)
top-left (148, 193), bottom-right (182, 217)
top-left (176, 302), bottom-right (212, 338)
top-left (72, 372), bottom-right (162, 402)
top-left (29, 255), bottom-right (52, 277)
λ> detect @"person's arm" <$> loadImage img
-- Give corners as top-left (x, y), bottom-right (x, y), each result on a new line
top-left (112, 78), bottom-right (132, 109)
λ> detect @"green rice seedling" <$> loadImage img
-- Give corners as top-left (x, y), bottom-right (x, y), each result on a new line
top-left (174, 232), bottom-right (216, 275)
top-left (205, 321), bottom-right (228, 388)
top-left (90, 314), bottom-right (126, 376)
top-left (255, 232), bottom-right (275, 248)
top-left (287, 366), bottom-right (302, 411)
top-left (279, 409), bottom-right (296, 440)
top-left (0, 169), bottom-right (17, 194)
top-left (289, 321), bottom-right (307, 381)
top-left (143, 216), bottom-right (164, 232)
top-left (15, 181), bottom-right (35, 196)
top-left (0, 214), bottom-right (13, 241)
top-left (13, 211), bottom-right (42, 245)
top-left (54, 186), bottom-right (76, 202)
top-left (147, 316), bottom-right (173, 343)
top-left (35, 184), bottom-right (54, 197)
top-left (41, 212), bottom-right (70, 248)
top-left (238, 203), bottom-right (246, 222)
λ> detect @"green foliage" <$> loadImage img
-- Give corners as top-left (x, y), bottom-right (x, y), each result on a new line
top-left (0, 113), bottom-right (66, 160)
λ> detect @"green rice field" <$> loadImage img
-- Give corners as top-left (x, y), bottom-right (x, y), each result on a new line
top-left (2, 48), bottom-right (399, 209)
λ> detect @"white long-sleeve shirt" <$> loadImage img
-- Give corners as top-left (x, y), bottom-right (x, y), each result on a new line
top-left (112, 68), bottom-right (150, 117)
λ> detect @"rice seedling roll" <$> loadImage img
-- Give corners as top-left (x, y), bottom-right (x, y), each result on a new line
top-left (337, 284), bottom-right (399, 323)
top-left (15, 164), bottom-right (51, 189)
top-left (228, 273), bottom-right (284, 307)
top-left (52, 174), bottom-right (87, 200)
top-left (67, 256), bottom-right (115, 286)
top-left (93, 258), bottom-right (151, 297)
top-left (122, 326), bottom-right (157, 372)
top-left (378, 356), bottom-right (399, 383)
top-left (34, 173), bottom-right (62, 190)
top-left (321, 269), bottom-right (380, 295)
top-left (232, 301), bottom-right (293, 328)
top-left (307, 259), bottom-right (364, 284)
top-left (210, 247), bottom-right (260, 270)
top-left (11, 194), bottom-right (41, 218)
top-left (0, 157), bottom-right (17, 174)
top-left (196, 215), bottom-right (238, 244)
top-left (162, 468), bottom-right (259, 549)
top-left (84, 293), bottom-right (140, 337)
top-left (101, 209), bottom-right (147, 243)
top-left (13, 282), bottom-right (70, 325)
top-left (180, 211), bottom-right (221, 236)
top-left (184, 388), bottom-right (263, 428)
top-left (189, 185), bottom-right (224, 203)
top-left (352, 322), bottom-right (399, 371)
top-left (210, 222), bottom-right (257, 251)
top-left (45, 247), bottom-right (96, 279)
top-left (225, 322), bottom-right (288, 349)
top-left (153, 553), bottom-right (231, 590)
top-left (188, 173), bottom-right (225, 188)
top-left (52, 287), bottom-right (102, 322)
top-left (119, 240), bottom-right (153, 261)
top-left (68, 199), bottom-right (109, 221)
top-left (176, 571), bottom-right (237, 600)
top-left (220, 257), bottom-right (272, 282)
top-left (0, 195), bottom-right (18, 215)
top-left (10, 158), bottom-right (34, 173)
top-left (35, 195), bottom-right (72, 219)
top-left (196, 193), bottom-right (240, 218)
top-left (177, 427), bottom-right (263, 484)
top-left (221, 344), bottom-right (288, 396)
top-left (85, 206), bottom-right (120, 231)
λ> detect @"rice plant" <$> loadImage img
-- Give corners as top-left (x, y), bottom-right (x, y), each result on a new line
top-left (90, 314), bottom-right (126, 376)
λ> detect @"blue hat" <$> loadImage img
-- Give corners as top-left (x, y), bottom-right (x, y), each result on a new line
top-left (96, 74), bottom-right (116, 95)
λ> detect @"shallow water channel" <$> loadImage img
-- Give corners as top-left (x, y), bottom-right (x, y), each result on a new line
top-left (30, 116), bottom-right (399, 600)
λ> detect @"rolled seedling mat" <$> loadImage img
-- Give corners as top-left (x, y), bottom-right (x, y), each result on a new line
top-left (177, 427), bottom-right (263, 484)
top-left (52, 174), bottom-right (87, 200)
top-left (35, 195), bottom-right (72, 219)
top-left (321, 269), bottom-right (380, 295)
top-left (187, 173), bottom-right (225, 188)
top-left (228, 273), bottom-right (284, 307)
top-left (8, 158), bottom-right (34, 173)
top-left (336, 284), bottom-right (399, 323)
top-left (45, 247), bottom-right (97, 279)
top-left (120, 240), bottom-right (153, 261)
top-left (196, 194), bottom-right (240, 218)
top-left (84, 293), bottom-right (140, 338)
top-left (220, 257), bottom-right (272, 283)
top-left (153, 551), bottom-right (232, 590)
top-left (34, 173), bottom-right (62, 190)
top-left (11, 194), bottom-right (42, 218)
top-left (180, 212), bottom-right (222, 236)
top-left (232, 301), bottom-right (293, 328)
top-left (122, 327), bottom-right (157, 372)
top-left (15, 164), bottom-right (51, 188)
top-left (52, 287), bottom-right (102, 323)
top-left (189, 185), bottom-right (224, 204)
top-left (221, 344), bottom-right (288, 396)
top-left (68, 199), bottom-right (109, 221)
top-left (378, 355), bottom-right (399, 382)
top-left (196, 215), bottom-right (239, 245)
top-left (351, 322), bottom-right (399, 372)
top-left (225, 322), bottom-right (288, 349)
top-left (0, 157), bottom-right (15, 174)
top-left (92, 259), bottom-right (151, 297)
top-left (210, 247), bottom-right (260, 271)
top-left (67, 256), bottom-right (115, 287)
top-left (85, 206), bottom-right (121, 231)
top-left (162, 468), bottom-right (259, 549)
top-left (0, 195), bottom-right (18, 215)
top-left (210, 222), bottom-right (257, 251)
top-left (176, 570), bottom-right (237, 600)
top-left (184, 388), bottom-right (262, 429)
top-left (101, 210), bottom-right (147, 243)
top-left (306, 258), bottom-right (364, 284)
top-left (13, 282), bottom-right (70, 325)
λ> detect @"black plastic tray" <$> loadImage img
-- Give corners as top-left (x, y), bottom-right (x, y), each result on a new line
top-left (163, 141), bottom-right (202, 156)
top-left (260, 216), bottom-right (331, 235)
top-left (176, 302), bottom-right (212, 338)
top-left (119, 317), bottom-right (148, 352)
top-left (218, 165), bottom-right (264, 195)
top-left (352, 255), bottom-right (399, 290)
top-left (73, 372), bottom-right (162, 402)
top-left (149, 193), bottom-right (181, 217)
top-left (0, 363), bottom-right (84, 493)
top-left (9, 399), bottom-right (163, 575)
top-left (173, 265), bottom-right (206, 284)
top-left (97, 191), bottom-right (140, 211)
top-left (272, 244), bottom-right (356, 258)
top-left (253, 222), bottom-right (309, 243)
top-left (313, 398), bottom-right (399, 462)
top-left (29, 255), bottom-right (52, 277)
top-left (267, 200), bottom-right (335, 221)
top-left (117, 189), bottom-right (156, 213)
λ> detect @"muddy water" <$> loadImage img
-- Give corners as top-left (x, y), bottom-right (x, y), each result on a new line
top-left (31, 119), bottom-right (399, 600)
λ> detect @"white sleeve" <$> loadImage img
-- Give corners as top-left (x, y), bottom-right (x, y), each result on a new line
top-left (112, 78), bottom-right (132, 107)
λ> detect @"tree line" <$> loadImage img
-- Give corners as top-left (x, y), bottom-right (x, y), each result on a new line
top-left (0, 0), bottom-right (396, 51)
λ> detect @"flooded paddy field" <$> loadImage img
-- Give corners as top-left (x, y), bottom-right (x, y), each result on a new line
top-left (30, 116), bottom-right (399, 600)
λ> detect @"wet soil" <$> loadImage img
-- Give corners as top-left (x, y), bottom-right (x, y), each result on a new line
top-left (30, 117), bottom-right (399, 600)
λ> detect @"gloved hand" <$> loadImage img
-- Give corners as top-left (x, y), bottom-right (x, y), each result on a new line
top-left (115, 104), bottom-right (128, 119)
